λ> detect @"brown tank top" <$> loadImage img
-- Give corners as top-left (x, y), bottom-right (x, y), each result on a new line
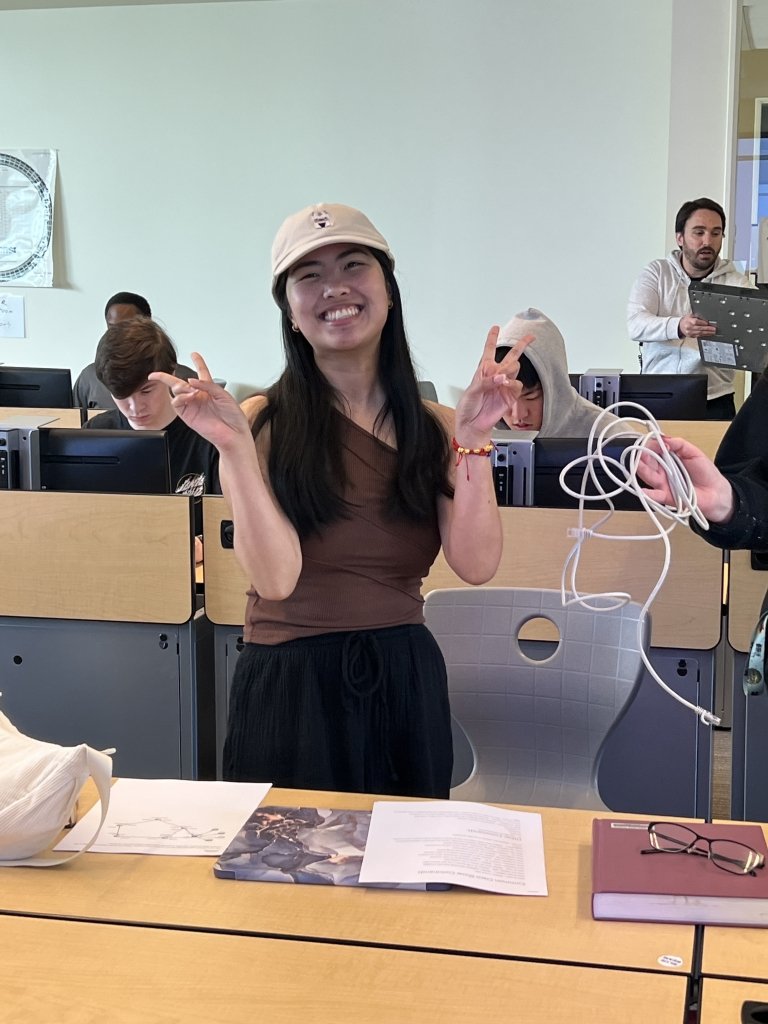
top-left (244, 416), bottom-right (442, 644)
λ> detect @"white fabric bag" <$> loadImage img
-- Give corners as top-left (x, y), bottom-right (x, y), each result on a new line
top-left (0, 708), bottom-right (112, 867)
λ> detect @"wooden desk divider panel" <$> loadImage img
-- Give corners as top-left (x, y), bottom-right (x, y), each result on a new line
top-left (727, 550), bottom-right (768, 653)
top-left (203, 495), bottom-right (249, 625)
top-left (0, 490), bottom-right (195, 624)
top-left (202, 498), bottom-right (724, 649)
top-left (424, 507), bottom-right (723, 650)
top-left (725, 554), bottom-right (768, 821)
top-left (0, 406), bottom-right (84, 428)
top-left (657, 419), bottom-right (728, 462)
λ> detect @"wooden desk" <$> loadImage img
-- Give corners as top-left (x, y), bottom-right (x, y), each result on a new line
top-left (0, 490), bottom-right (194, 623)
top-left (0, 491), bottom-right (208, 779)
top-left (0, 406), bottom-right (83, 428)
top-left (203, 499), bottom-right (724, 651)
top-left (701, 822), bottom-right (768, 983)
top-left (728, 550), bottom-right (767, 654)
top-left (657, 419), bottom-right (728, 462)
top-left (203, 495), bottom-right (247, 625)
top-left (1, 916), bottom-right (689, 1024)
top-left (425, 507), bottom-right (723, 650)
top-left (0, 789), bottom-right (696, 976)
top-left (700, 978), bottom-right (768, 1022)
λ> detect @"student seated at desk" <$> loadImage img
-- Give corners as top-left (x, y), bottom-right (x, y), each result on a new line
top-left (151, 202), bottom-right (532, 798)
top-left (493, 308), bottom-right (620, 436)
top-left (84, 317), bottom-right (221, 561)
top-left (73, 291), bottom-right (198, 411)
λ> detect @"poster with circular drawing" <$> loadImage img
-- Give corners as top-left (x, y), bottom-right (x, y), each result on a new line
top-left (0, 149), bottom-right (56, 287)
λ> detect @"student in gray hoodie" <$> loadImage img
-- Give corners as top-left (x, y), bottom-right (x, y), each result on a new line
top-left (494, 308), bottom-right (620, 436)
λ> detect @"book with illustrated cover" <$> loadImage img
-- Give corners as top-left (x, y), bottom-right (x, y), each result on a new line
top-left (592, 819), bottom-right (768, 926)
top-left (213, 805), bottom-right (448, 889)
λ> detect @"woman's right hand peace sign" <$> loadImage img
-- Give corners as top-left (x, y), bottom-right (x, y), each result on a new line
top-left (149, 352), bottom-right (252, 452)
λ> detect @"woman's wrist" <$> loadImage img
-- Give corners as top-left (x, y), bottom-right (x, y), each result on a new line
top-left (452, 427), bottom-right (493, 451)
top-left (707, 478), bottom-right (737, 525)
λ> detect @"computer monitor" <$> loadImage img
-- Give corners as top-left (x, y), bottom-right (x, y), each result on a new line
top-left (618, 374), bottom-right (707, 420)
top-left (0, 366), bottom-right (74, 408)
top-left (37, 428), bottom-right (171, 494)
top-left (533, 437), bottom-right (644, 511)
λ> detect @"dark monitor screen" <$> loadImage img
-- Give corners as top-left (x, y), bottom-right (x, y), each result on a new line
top-left (618, 373), bottom-right (707, 420)
top-left (533, 437), bottom-right (644, 511)
top-left (37, 428), bottom-right (171, 494)
top-left (0, 366), bottom-right (74, 408)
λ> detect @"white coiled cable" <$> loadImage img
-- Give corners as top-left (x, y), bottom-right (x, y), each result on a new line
top-left (558, 402), bottom-right (720, 726)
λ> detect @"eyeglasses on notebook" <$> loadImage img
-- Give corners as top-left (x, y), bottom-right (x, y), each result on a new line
top-left (641, 821), bottom-right (765, 877)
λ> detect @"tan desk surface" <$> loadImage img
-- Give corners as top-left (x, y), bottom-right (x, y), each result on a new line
top-left (728, 549), bottom-right (768, 653)
top-left (0, 490), bottom-right (195, 623)
top-left (2, 916), bottom-right (689, 1024)
top-left (701, 822), bottom-right (768, 982)
top-left (0, 406), bottom-right (83, 428)
top-left (700, 978), bottom-right (768, 1022)
top-left (0, 788), bottom-right (696, 976)
top-left (203, 499), bottom-right (724, 650)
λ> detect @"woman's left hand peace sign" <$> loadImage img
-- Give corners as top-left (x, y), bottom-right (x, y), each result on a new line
top-left (453, 326), bottom-right (534, 446)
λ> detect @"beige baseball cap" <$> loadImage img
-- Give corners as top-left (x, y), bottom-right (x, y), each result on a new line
top-left (271, 203), bottom-right (394, 297)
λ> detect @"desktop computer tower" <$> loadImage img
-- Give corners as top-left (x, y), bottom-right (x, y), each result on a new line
top-left (578, 369), bottom-right (622, 410)
top-left (491, 437), bottom-right (534, 506)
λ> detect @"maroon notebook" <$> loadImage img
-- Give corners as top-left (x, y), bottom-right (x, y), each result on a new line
top-left (592, 819), bottom-right (768, 927)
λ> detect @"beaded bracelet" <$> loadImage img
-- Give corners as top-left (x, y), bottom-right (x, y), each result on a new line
top-left (452, 437), bottom-right (494, 479)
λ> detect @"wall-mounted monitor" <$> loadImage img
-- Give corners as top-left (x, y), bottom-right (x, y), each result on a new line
top-left (37, 428), bottom-right (171, 494)
top-left (0, 367), bottom-right (74, 408)
top-left (533, 437), bottom-right (644, 511)
top-left (618, 374), bottom-right (707, 421)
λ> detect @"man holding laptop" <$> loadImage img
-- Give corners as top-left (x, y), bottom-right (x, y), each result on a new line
top-left (627, 197), bottom-right (752, 420)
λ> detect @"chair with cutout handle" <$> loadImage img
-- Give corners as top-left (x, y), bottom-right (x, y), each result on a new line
top-left (424, 587), bottom-right (650, 810)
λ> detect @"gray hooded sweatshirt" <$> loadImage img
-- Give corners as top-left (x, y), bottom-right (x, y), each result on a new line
top-left (497, 308), bottom-right (620, 436)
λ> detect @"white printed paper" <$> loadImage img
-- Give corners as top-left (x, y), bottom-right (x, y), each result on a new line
top-left (0, 293), bottom-right (24, 337)
top-left (0, 150), bottom-right (57, 287)
top-left (358, 800), bottom-right (548, 896)
top-left (55, 778), bottom-right (272, 856)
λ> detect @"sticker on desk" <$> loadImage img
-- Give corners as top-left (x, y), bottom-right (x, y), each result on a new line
top-left (657, 954), bottom-right (684, 968)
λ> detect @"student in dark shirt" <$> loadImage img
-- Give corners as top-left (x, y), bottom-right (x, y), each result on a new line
top-left (84, 317), bottom-right (220, 559)
top-left (73, 291), bottom-right (197, 410)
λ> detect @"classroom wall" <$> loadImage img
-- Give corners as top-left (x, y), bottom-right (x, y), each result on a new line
top-left (0, 0), bottom-right (736, 404)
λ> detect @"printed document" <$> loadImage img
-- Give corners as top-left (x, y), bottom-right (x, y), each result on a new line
top-left (358, 800), bottom-right (548, 895)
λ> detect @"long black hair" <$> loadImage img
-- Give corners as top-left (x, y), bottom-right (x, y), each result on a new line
top-left (253, 249), bottom-right (452, 536)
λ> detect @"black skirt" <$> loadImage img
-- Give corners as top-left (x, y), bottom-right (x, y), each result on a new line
top-left (223, 623), bottom-right (453, 798)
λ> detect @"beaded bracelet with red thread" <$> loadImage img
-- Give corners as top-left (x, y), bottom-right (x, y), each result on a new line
top-left (452, 436), bottom-right (494, 479)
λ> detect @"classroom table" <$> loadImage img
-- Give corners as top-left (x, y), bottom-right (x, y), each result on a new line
top-left (700, 978), bottom-right (768, 1023)
top-left (701, 821), bottom-right (768, 984)
top-left (0, 788), bottom-right (696, 977)
top-left (1, 915), bottom-right (690, 1024)
top-left (0, 490), bottom-right (212, 780)
top-left (725, 547), bottom-right (768, 821)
